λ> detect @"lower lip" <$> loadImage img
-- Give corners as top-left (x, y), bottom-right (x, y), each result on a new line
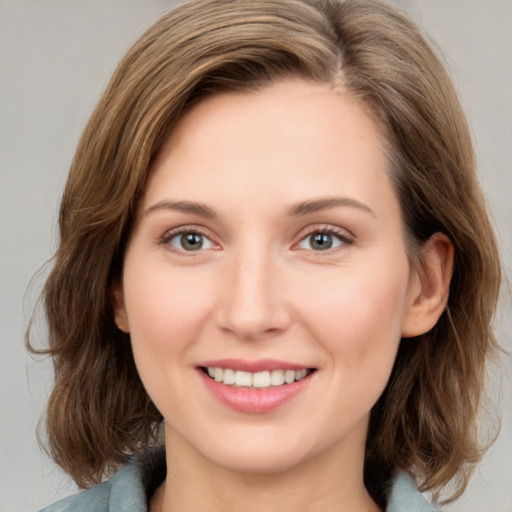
top-left (198, 370), bottom-right (313, 414)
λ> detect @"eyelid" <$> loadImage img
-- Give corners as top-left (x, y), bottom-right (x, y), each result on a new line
top-left (159, 225), bottom-right (220, 253)
top-left (157, 223), bottom-right (354, 254)
top-left (293, 224), bottom-right (355, 251)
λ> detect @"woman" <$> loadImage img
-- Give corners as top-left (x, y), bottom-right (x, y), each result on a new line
top-left (30, 0), bottom-right (501, 510)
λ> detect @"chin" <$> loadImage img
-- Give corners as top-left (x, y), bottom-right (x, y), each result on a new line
top-left (192, 424), bottom-right (333, 476)
top-left (211, 446), bottom-right (310, 475)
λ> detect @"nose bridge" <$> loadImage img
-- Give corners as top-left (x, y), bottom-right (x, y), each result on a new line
top-left (217, 238), bottom-right (290, 339)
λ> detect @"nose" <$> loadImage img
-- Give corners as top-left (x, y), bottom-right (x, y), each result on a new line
top-left (215, 246), bottom-right (292, 340)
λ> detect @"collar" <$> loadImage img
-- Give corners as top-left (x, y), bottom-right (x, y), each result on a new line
top-left (40, 448), bottom-right (439, 511)
top-left (387, 471), bottom-right (439, 512)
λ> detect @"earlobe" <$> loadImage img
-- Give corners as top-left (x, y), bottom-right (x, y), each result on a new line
top-left (401, 233), bottom-right (454, 338)
top-left (112, 284), bottom-right (130, 333)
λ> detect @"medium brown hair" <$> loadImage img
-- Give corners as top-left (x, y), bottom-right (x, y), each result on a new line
top-left (28, 0), bottom-right (501, 505)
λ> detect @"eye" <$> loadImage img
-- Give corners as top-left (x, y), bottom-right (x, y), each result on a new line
top-left (296, 229), bottom-right (353, 251)
top-left (164, 230), bottom-right (216, 252)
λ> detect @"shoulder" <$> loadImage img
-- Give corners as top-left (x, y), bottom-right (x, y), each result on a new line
top-left (387, 471), bottom-right (440, 512)
top-left (38, 480), bottom-right (111, 512)
top-left (38, 448), bottom-right (166, 512)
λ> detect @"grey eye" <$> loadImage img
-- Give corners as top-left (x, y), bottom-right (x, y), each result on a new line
top-left (310, 233), bottom-right (334, 250)
top-left (298, 231), bottom-right (345, 251)
top-left (169, 232), bottom-right (214, 251)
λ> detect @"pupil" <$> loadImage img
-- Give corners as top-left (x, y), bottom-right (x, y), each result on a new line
top-left (312, 233), bottom-right (332, 250)
top-left (182, 233), bottom-right (203, 250)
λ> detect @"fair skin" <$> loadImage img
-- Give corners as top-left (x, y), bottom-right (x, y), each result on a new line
top-left (114, 79), bottom-right (453, 512)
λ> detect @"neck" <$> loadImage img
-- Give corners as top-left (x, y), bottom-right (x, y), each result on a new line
top-left (152, 425), bottom-right (381, 512)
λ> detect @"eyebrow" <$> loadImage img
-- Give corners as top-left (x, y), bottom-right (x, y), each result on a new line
top-left (144, 200), bottom-right (217, 218)
top-left (144, 196), bottom-right (375, 219)
top-left (288, 197), bottom-right (375, 217)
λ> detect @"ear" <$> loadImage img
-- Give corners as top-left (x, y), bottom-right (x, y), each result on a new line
top-left (401, 233), bottom-right (454, 338)
top-left (111, 283), bottom-right (130, 333)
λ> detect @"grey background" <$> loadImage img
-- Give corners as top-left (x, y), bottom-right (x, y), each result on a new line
top-left (1, 1), bottom-right (510, 511)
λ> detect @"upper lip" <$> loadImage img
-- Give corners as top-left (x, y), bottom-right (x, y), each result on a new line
top-left (198, 358), bottom-right (313, 372)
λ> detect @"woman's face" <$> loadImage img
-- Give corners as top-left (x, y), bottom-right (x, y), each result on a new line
top-left (115, 79), bottom-right (421, 474)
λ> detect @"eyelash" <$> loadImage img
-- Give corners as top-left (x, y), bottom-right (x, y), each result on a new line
top-left (159, 225), bottom-right (355, 254)
top-left (159, 226), bottom-right (217, 254)
top-left (294, 225), bottom-right (355, 252)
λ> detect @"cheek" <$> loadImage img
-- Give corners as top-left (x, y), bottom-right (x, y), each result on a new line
top-left (122, 260), bottom-right (217, 367)
top-left (121, 258), bottom-right (222, 421)
top-left (295, 260), bottom-right (409, 381)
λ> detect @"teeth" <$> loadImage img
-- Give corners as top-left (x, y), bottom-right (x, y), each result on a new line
top-left (270, 369), bottom-right (285, 386)
top-left (223, 368), bottom-right (235, 385)
top-left (235, 370), bottom-right (252, 387)
top-left (252, 371), bottom-right (270, 388)
top-left (205, 367), bottom-right (311, 388)
top-left (284, 370), bottom-right (295, 384)
top-left (295, 369), bottom-right (308, 380)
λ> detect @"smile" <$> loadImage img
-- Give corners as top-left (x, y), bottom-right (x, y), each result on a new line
top-left (197, 362), bottom-right (316, 413)
top-left (202, 367), bottom-right (313, 388)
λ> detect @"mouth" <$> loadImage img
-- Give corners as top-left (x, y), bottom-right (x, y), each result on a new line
top-left (197, 359), bottom-right (317, 413)
top-left (199, 366), bottom-right (316, 389)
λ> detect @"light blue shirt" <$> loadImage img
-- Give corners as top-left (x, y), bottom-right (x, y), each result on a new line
top-left (40, 449), bottom-right (438, 512)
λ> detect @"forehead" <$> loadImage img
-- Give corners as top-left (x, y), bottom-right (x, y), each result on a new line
top-left (144, 78), bottom-right (395, 219)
